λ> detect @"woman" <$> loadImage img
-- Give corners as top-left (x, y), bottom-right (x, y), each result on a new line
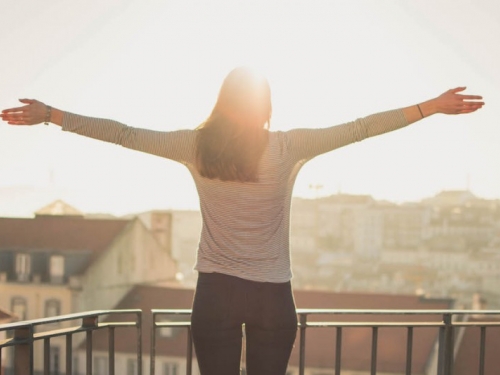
top-left (1, 67), bottom-right (484, 375)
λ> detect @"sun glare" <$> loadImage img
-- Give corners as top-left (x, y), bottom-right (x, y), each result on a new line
top-left (0, 1), bottom-right (498, 216)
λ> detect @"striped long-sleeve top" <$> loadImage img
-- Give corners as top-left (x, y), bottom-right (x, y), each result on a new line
top-left (62, 109), bottom-right (408, 283)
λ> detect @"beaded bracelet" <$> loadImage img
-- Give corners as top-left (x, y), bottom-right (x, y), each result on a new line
top-left (44, 105), bottom-right (52, 125)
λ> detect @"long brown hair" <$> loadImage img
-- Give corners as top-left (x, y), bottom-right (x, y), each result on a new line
top-left (196, 67), bottom-right (272, 182)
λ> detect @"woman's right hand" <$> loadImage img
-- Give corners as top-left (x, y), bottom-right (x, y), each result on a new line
top-left (1, 99), bottom-right (49, 125)
top-left (1, 99), bottom-right (62, 126)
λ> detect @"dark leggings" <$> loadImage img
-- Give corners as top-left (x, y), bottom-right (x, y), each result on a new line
top-left (191, 272), bottom-right (298, 375)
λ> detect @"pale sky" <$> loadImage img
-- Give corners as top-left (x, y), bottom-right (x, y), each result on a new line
top-left (1, 0), bottom-right (499, 216)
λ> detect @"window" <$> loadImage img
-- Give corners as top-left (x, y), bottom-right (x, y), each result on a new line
top-left (162, 362), bottom-right (178, 375)
top-left (50, 346), bottom-right (61, 375)
top-left (45, 299), bottom-right (61, 318)
top-left (117, 253), bottom-right (124, 275)
top-left (73, 356), bottom-right (80, 375)
top-left (94, 356), bottom-right (108, 375)
top-left (127, 358), bottom-right (137, 375)
top-left (159, 322), bottom-right (173, 338)
top-left (50, 255), bottom-right (65, 284)
top-left (158, 319), bottom-right (181, 338)
top-left (11, 297), bottom-right (27, 320)
top-left (15, 253), bottom-right (31, 282)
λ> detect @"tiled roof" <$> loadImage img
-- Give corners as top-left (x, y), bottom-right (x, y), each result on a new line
top-left (86, 286), bottom-right (451, 373)
top-left (0, 215), bottom-right (130, 252)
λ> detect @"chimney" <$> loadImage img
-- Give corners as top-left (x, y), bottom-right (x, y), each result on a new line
top-left (150, 212), bottom-right (173, 251)
top-left (472, 293), bottom-right (487, 318)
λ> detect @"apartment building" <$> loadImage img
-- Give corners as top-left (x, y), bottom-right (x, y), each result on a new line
top-left (285, 191), bottom-right (500, 307)
top-left (0, 200), bottom-right (178, 374)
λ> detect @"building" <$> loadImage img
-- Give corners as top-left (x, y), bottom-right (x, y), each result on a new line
top-left (0, 307), bottom-right (16, 375)
top-left (0, 200), bottom-right (178, 375)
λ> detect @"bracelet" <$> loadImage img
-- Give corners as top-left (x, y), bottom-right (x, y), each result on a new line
top-left (417, 104), bottom-right (424, 119)
top-left (44, 105), bottom-right (52, 125)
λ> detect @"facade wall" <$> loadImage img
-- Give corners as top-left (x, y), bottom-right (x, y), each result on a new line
top-left (170, 211), bottom-right (202, 287)
top-left (0, 282), bottom-right (73, 373)
top-left (138, 210), bottom-right (201, 287)
top-left (79, 220), bottom-right (178, 312)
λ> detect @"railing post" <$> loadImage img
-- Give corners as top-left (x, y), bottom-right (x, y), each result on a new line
top-left (13, 326), bottom-right (33, 375)
top-left (44, 337), bottom-right (51, 375)
top-left (335, 327), bottom-right (342, 375)
top-left (479, 326), bottom-right (486, 375)
top-left (137, 311), bottom-right (142, 375)
top-left (151, 312), bottom-right (156, 375)
top-left (82, 315), bottom-right (99, 375)
top-left (66, 334), bottom-right (73, 375)
top-left (109, 327), bottom-right (115, 375)
top-left (405, 327), bottom-right (413, 375)
top-left (371, 327), bottom-right (378, 375)
top-left (439, 313), bottom-right (454, 375)
top-left (187, 326), bottom-right (193, 375)
top-left (298, 313), bottom-right (307, 375)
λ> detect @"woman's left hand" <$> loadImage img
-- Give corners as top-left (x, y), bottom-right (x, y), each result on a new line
top-left (432, 87), bottom-right (484, 115)
top-left (1, 99), bottom-right (48, 125)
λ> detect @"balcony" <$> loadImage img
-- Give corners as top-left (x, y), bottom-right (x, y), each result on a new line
top-left (1, 309), bottom-right (500, 375)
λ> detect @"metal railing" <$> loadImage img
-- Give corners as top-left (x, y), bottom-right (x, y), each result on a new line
top-left (151, 309), bottom-right (500, 375)
top-left (295, 309), bottom-right (500, 375)
top-left (2, 308), bottom-right (500, 375)
top-left (0, 309), bottom-right (142, 375)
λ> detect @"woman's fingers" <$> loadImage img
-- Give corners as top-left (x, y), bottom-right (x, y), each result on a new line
top-left (1, 99), bottom-right (47, 126)
top-left (2, 99), bottom-right (38, 113)
top-left (2, 105), bottom-right (30, 114)
top-left (449, 87), bottom-right (467, 94)
top-left (19, 98), bottom-right (35, 104)
top-left (1, 111), bottom-right (32, 125)
top-left (458, 94), bottom-right (483, 100)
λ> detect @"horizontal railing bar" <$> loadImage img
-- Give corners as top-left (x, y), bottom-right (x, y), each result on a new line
top-left (0, 309), bottom-right (141, 331)
top-left (296, 309), bottom-right (500, 315)
top-left (98, 322), bottom-right (138, 328)
top-left (451, 322), bottom-right (500, 327)
top-left (152, 319), bottom-right (500, 329)
top-left (0, 337), bottom-right (30, 348)
top-left (152, 309), bottom-right (192, 315)
top-left (155, 322), bottom-right (191, 327)
top-left (303, 322), bottom-right (446, 328)
top-left (151, 308), bottom-right (500, 316)
top-left (152, 320), bottom-right (500, 330)
top-left (33, 326), bottom-right (98, 340)
top-left (1, 322), bottom-right (137, 347)
top-left (31, 322), bottom-right (137, 340)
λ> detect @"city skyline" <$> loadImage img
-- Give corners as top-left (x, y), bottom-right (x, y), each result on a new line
top-left (0, 182), bottom-right (494, 218)
top-left (1, 1), bottom-right (499, 217)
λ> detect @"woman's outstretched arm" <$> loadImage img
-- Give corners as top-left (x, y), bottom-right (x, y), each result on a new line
top-left (0, 99), bottom-right (196, 164)
top-left (0, 87), bottom-right (484, 126)
top-left (285, 87), bottom-right (484, 162)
